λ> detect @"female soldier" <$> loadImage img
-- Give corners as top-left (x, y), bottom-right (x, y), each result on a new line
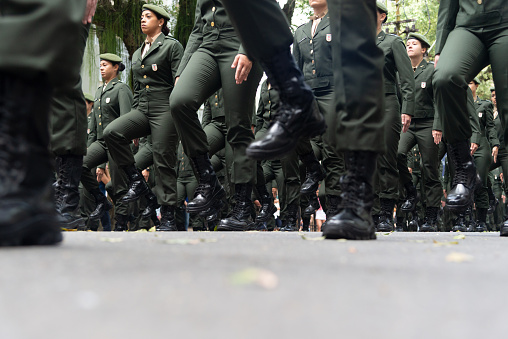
top-left (80, 53), bottom-right (132, 231)
top-left (169, 0), bottom-right (263, 232)
top-left (103, 4), bottom-right (184, 231)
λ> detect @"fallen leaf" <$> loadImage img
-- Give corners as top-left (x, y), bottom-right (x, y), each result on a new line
top-left (446, 252), bottom-right (473, 263)
top-left (301, 235), bottom-right (325, 241)
top-left (453, 234), bottom-right (466, 240)
top-left (99, 237), bottom-right (123, 243)
top-left (433, 240), bottom-right (459, 246)
top-left (230, 268), bottom-right (278, 290)
top-left (61, 228), bottom-right (78, 232)
top-left (133, 229), bottom-right (148, 233)
top-left (383, 232), bottom-right (392, 236)
top-left (408, 240), bottom-right (426, 243)
top-left (162, 238), bottom-right (217, 245)
top-left (348, 247), bottom-right (357, 254)
top-left (337, 239), bottom-right (348, 243)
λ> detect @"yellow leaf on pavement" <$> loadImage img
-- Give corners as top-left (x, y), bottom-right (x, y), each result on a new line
top-left (446, 252), bottom-right (473, 263)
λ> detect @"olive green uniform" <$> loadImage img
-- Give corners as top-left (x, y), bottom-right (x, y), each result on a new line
top-left (433, 0), bottom-right (508, 146)
top-left (169, 0), bottom-right (263, 186)
top-left (176, 143), bottom-right (201, 231)
top-left (489, 112), bottom-right (508, 195)
top-left (374, 30), bottom-right (415, 202)
top-left (104, 33), bottom-right (184, 206)
top-left (473, 98), bottom-right (499, 209)
top-left (397, 59), bottom-right (442, 208)
top-left (81, 77), bottom-right (133, 216)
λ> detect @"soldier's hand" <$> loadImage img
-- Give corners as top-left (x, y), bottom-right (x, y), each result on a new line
top-left (232, 54), bottom-right (252, 85)
top-left (492, 146), bottom-right (499, 163)
top-left (96, 168), bottom-right (105, 182)
top-left (83, 0), bottom-right (98, 24)
top-left (175, 77), bottom-right (179, 85)
top-left (432, 130), bottom-right (443, 145)
top-left (470, 143), bottom-right (479, 155)
top-left (434, 54), bottom-right (440, 68)
top-left (408, 167), bottom-right (413, 174)
top-left (133, 138), bottom-right (139, 147)
top-left (401, 114), bottom-right (411, 133)
top-left (142, 169), bottom-right (150, 182)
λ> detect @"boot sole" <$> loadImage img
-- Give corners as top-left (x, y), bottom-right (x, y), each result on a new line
top-left (0, 215), bottom-right (63, 246)
top-left (323, 221), bottom-right (376, 240)
top-left (89, 202), bottom-right (113, 221)
top-left (121, 186), bottom-right (149, 203)
top-left (60, 216), bottom-right (85, 231)
top-left (187, 188), bottom-right (225, 214)
top-left (256, 204), bottom-right (277, 222)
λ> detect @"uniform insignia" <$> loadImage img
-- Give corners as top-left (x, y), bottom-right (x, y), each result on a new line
top-left (326, 34), bottom-right (332, 42)
top-left (106, 98), bottom-right (110, 103)
top-left (421, 82), bottom-right (426, 89)
top-left (152, 64), bottom-right (158, 71)
top-left (479, 112), bottom-right (483, 118)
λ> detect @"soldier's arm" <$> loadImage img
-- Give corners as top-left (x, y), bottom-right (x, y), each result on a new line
top-left (292, 31), bottom-right (303, 72)
top-left (393, 38), bottom-right (415, 116)
top-left (118, 85), bottom-right (133, 116)
top-left (176, 5), bottom-right (204, 77)
top-left (202, 99), bottom-right (212, 128)
top-left (132, 70), bottom-right (140, 109)
top-left (255, 93), bottom-right (265, 135)
top-left (431, 70), bottom-right (443, 131)
top-left (170, 42), bottom-right (184, 85)
top-left (435, 0), bottom-right (459, 55)
top-left (87, 110), bottom-right (97, 147)
top-left (485, 102), bottom-right (500, 148)
top-left (468, 88), bottom-right (481, 145)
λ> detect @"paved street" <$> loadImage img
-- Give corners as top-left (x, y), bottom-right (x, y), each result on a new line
top-left (1, 231), bottom-right (508, 339)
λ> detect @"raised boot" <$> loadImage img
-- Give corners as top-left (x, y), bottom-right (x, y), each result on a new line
top-left (157, 205), bottom-right (177, 231)
top-left (377, 198), bottom-right (395, 232)
top-left (141, 190), bottom-right (160, 218)
top-left (476, 208), bottom-right (488, 232)
top-left (57, 155), bottom-right (85, 230)
top-left (114, 214), bottom-right (129, 232)
top-left (246, 48), bottom-right (326, 160)
top-left (401, 182), bottom-right (419, 212)
top-left (217, 184), bottom-right (254, 231)
top-left (280, 203), bottom-right (299, 232)
top-left (304, 194), bottom-right (321, 216)
top-left (254, 184), bottom-right (277, 222)
top-left (187, 153), bottom-right (225, 215)
top-left (323, 151), bottom-right (377, 240)
top-left (446, 141), bottom-right (478, 211)
top-left (121, 164), bottom-right (149, 203)
top-left (300, 152), bottom-right (326, 194)
top-left (89, 188), bottom-right (113, 221)
top-left (420, 207), bottom-right (438, 232)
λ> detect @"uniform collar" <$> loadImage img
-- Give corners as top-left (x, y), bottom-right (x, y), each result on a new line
top-left (142, 33), bottom-right (165, 60)
top-left (377, 30), bottom-right (386, 45)
top-left (102, 77), bottom-right (119, 93)
top-left (414, 59), bottom-right (428, 78)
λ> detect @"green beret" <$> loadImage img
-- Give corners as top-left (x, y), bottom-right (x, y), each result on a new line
top-left (473, 77), bottom-right (481, 85)
top-left (99, 53), bottom-right (122, 63)
top-left (407, 33), bottom-right (431, 48)
top-left (142, 4), bottom-right (170, 20)
top-left (377, 1), bottom-right (388, 14)
top-left (84, 93), bottom-right (95, 103)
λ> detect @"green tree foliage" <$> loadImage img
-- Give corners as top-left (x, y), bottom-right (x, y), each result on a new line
top-left (174, 0), bottom-right (197, 49)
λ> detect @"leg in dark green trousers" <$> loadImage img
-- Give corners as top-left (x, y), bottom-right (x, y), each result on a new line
top-left (433, 27), bottom-right (508, 144)
top-left (204, 118), bottom-right (227, 157)
top-left (79, 184), bottom-right (100, 231)
top-left (474, 137), bottom-right (493, 209)
top-left (134, 141), bottom-right (153, 171)
top-left (170, 45), bottom-right (263, 184)
top-left (397, 119), bottom-right (442, 208)
top-left (103, 107), bottom-right (178, 205)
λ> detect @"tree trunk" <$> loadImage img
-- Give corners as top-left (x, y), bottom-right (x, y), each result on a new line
top-left (174, 0), bottom-right (197, 49)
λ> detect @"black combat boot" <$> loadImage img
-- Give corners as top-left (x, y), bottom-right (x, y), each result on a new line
top-left (300, 152), bottom-right (326, 194)
top-left (304, 194), bottom-right (321, 216)
top-left (121, 164), bottom-right (149, 203)
top-left (323, 151), bottom-right (377, 240)
top-left (395, 216), bottom-right (406, 232)
top-left (114, 214), bottom-right (129, 232)
top-left (501, 219), bottom-right (508, 236)
top-left (57, 155), bottom-right (86, 230)
top-left (280, 203), bottom-right (299, 232)
top-left (254, 184), bottom-right (277, 222)
top-left (187, 153), bottom-right (225, 215)
top-left (487, 186), bottom-right (498, 214)
top-left (401, 182), bottom-right (419, 212)
top-left (141, 190), bottom-right (160, 218)
top-left (89, 188), bottom-right (113, 221)
top-left (157, 205), bottom-right (177, 231)
top-left (452, 213), bottom-right (467, 232)
top-left (246, 49), bottom-right (326, 160)
top-left (446, 141), bottom-right (478, 211)
top-left (377, 198), bottom-right (395, 232)
top-left (218, 184), bottom-right (254, 231)
top-left (420, 207), bottom-right (438, 232)
top-left (476, 208), bottom-right (488, 232)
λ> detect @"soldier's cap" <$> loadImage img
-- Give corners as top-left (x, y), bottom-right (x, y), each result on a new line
top-left (473, 77), bottom-right (481, 85)
top-left (100, 53), bottom-right (125, 71)
top-left (407, 33), bottom-right (431, 49)
top-left (377, 1), bottom-right (388, 15)
top-left (490, 87), bottom-right (496, 92)
top-left (84, 93), bottom-right (95, 103)
top-left (142, 4), bottom-right (170, 20)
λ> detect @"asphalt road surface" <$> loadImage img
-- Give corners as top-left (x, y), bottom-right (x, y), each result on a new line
top-left (1, 231), bottom-right (507, 339)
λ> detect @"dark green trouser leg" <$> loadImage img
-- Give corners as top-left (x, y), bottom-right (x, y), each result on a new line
top-left (134, 142), bottom-right (153, 171)
top-left (79, 184), bottom-right (99, 230)
top-left (474, 137), bottom-right (493, 209)
top-left (204, 119), bottom-right (227, 157)
top-left (434, 28), bottom-right (508, 144)
top-left (50, 24), bottom-right (90, 156)
top-left (176, 176), bottom-right (200, 230)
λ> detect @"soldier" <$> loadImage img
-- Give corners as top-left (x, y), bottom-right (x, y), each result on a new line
top-left (80, 53), bottom-right (132, 231)
top-left (432, 0), bottom-right (508, 237)
top-left (169, 1), bottom-right (264, 232)
top-left (0, 0), bottom-right (96, 245)
top-left (103, 4), bottom-right (184, 231)
top-left (373, 2), bottom-right (415, 232)
top-left (397, 33), bottom-right (442, 232)
top-left (221, 0), bottom-right (385, 240)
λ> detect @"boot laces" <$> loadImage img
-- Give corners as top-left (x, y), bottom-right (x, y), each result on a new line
top-left (340, 175), bottom-right (364, 208)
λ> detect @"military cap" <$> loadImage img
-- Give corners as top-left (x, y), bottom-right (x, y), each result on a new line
top-left (407, 33), bottom-right (431, 49)
top-left (99, 53), bottom-right (122, 63)
top-left (377, 1), bottom-right (388, 14)
top-left (473, 77), bottom-right (481, 85)
top-left (490, 87), bottom-right (496, 92)
top-left (84, 92), bottom-right (95, 103)
top-left (142, 4), bottom-right (170, 20)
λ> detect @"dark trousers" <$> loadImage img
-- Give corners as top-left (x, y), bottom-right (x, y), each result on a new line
top-left (473, 137), bottom-right (493, 209)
